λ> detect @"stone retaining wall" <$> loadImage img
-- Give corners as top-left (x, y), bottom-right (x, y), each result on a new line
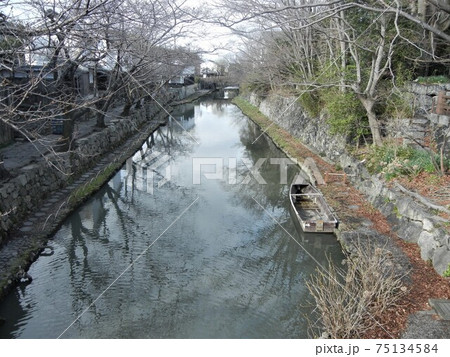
top-left (245, 91), bottom-right (450, 275)
top-left (340, 153), bottom-right (450, 275)
top-left (0, 102), bottom-right (164, 244)
top-left (399, 83), bottom-right (450, 156)
top-left (390, 114), bottom-right (449, 158)
top-left (407, 82), bottom-right (450, 114)
top-left (246, 93), bottom-right (347, 161)
top-left (429, 113), bottom-right (450, 158)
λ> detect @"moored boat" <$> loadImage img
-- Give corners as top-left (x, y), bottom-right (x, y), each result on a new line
top-left (289, 176), bottom-right (338, 233)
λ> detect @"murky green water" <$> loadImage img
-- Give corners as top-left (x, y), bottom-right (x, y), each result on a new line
top-left (0, 99), bottom-right (344, 338)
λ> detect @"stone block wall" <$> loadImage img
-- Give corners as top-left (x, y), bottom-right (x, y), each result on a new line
top-left (429, 113), bottom-right (450, 158)
top-left (392, 118), bottom-right (430, 148)
top-left (339, 154), bottom-right (450, 275)
top-left (386, 83), bottom-right (450, 159)
top-left (245, 92), bottom-right (347, 161)
top-left (0, 161), bottom-right (66, 239)
top-left (407, 82), bottom-right (450, 114)
top-left (245, 91), bottom-right (450, 275)
top-left (0, 103), bottom-right (164, 244)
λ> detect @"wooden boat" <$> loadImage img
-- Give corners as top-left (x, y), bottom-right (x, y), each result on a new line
top-left (289, 176), bottom-right (338, 233)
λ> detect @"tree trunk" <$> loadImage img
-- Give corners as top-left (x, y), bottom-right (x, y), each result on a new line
top-left (121, 101), bottom-right (132, 117)
top-left (95, 98), bottom-right (111, 128)
top-left (93, 63), bottom-right (99, 98)
top-left (59, 116), bottom-right (74, 152)
top-left (55, 106), bottom-right (75, 152)
top-left (418, 0), bottom-right (427, 22)
top-left (360, 96), bottom-right (383, 146)
top-left (96, 111), bottom-right (106, 128)
top-left (0, 154), bottom-right (10, 180)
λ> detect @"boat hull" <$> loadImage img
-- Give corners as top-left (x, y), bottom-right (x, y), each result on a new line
top-left (289, 182), bottom-right (338, 234)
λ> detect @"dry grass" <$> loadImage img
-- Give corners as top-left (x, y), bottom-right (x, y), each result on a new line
top-left (307, 241), bottom-right (408, 338)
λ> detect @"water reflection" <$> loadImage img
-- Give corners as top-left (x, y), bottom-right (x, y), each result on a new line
top-left (0, 98), bottom-right (344, 339)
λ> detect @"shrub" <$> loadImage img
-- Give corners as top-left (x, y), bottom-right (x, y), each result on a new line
top-left (297, 90), bottom-right (322, 118)
top-left (366, 143), bottom-right (446, 180)
top-left (241, 81), bottom-right (271, 96)
top-left (384, 92), bottom-right (414, 119)
top-left (306, 241), bottom-right (407, 338)
top-left (321, 89), bottom-right (368, 141)
top-left (443, 264), bottom-right (450, 278)
top-left (415, 76), bottom-right (449, 85)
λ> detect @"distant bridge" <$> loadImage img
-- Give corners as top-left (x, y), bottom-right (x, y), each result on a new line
top-left (198, 76), bottom-right (238, 91)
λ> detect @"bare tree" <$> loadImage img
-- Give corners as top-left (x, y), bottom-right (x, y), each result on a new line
top-left (214, 0), bottom-right (449, 146)
top-left (1, 0), bottom-right (202, 173)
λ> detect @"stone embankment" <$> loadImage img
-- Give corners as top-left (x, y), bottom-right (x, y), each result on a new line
top-left (244, 86), bottom-right (450, 276)
top-left (0, 100), bottom-right (170, 300)
top-left (340, 154), bottom-right (450, 275)
top-left (395, 82), bottom-right (450, 153)
top-left (0, 102), bottom-right (163, 245)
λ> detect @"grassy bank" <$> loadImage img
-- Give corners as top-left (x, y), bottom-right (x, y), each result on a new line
top-left (69, 162), bottom-right (122, 206)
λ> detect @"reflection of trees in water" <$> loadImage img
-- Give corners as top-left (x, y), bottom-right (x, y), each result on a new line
top-left (123, 121), bottom-right (197, 196)
top-left (234, 117), bottom-right (342, 254)
top-left (0, 285), bottom-right (27, 338)
top-left (68, 210), bottom-right (100, 316)
top-left (199, 99), bottom-right (230, 117)
top-left (67, 116), bottom-right (197, 273)
top-left (223, 116), bottom-right (300, 213)
top-left (230, 210), bottom-right (341, 290)
top-left (64, 172), bottom-right (148, 319)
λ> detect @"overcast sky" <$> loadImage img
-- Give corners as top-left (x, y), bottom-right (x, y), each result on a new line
top-left (182, 0), bottom-right (242, 63)
top-left (2, 0), bottom-right (243, 64)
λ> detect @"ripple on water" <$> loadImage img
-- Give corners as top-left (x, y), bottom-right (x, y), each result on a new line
top-left (0, 100), bottom-right (344, 339)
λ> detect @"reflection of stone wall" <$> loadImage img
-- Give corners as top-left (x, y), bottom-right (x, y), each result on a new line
top-left (0, 103), bottom-right (164, 244)
top-left (246, 91), bottom-right (449, 275)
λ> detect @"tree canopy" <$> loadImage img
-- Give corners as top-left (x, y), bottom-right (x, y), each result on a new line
top-left (214, 0), bottom-right (450, 146)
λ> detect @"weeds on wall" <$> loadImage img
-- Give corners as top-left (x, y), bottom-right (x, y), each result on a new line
top-left (415, 76), bottom-right (449, 85)
top-left (365, 143), bottom-right (449, 180)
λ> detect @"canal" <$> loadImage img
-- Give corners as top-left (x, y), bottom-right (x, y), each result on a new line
top-left (0, 98), bottom-right (344, 338)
